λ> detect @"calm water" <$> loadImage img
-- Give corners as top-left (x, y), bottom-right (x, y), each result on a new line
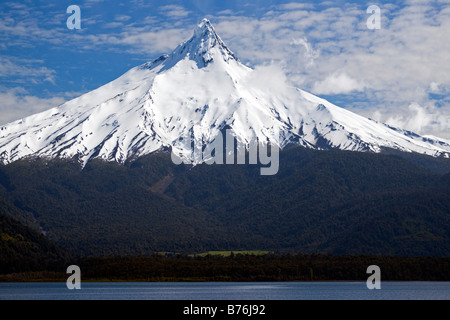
top-left (0, 282), bottom-right (448, 300)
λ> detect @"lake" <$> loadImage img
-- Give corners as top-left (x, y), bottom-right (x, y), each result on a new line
top-left (0, 282), bottom-right (449, 300)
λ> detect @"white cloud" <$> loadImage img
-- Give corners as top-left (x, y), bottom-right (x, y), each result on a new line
top-left (83, 0), bottom-right (105, 8)
top-left (289, 37), bottom-right (320, 67)
top-left (0, 56), bottom-right (56, 84)
top-left (103, 22), bottom-right (124, 29)
top-left (105, 28), bottom-right (192, 54)
top-left (429, 82), bottom-right (447, 94)
top-left (383, 102), bottom-right (450, 139)
top-left (115, 15), bottom-right (131, 22)
top-left (159, 5), bottom-right (191, 18)
top-left (312, 72), bottom-right (366, 95)
top-left (217, 9), bottom-right (237, 16)
top-left (0, 88), bottom-right (66, 125)
top-left (244, 64), bottom-right (292, 94)
top-left (277, 2), bottom-right (315, 10)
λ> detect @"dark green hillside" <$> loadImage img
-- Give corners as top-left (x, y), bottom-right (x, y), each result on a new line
top-left (0, 147), bottom-right (449, 257)
top-left (316, 189), bottom-right (450, 256)
top-left (165, 147), bottom-right (450, 256)
top-left (0, 211), bottom-right (69, 274)
top-left (0, 154), bottom-right (236, 256)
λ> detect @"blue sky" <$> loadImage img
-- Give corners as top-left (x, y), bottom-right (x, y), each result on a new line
top-left (1, 0), bottom-right (449, 138)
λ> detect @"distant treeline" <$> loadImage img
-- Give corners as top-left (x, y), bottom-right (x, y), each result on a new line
top-left (71, 254), bottom-right (450, 282)
top-left (2, 252), bottom-right (450, 282)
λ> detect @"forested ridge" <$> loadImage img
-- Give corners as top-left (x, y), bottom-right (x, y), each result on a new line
top-left (0, 146), bottom-right (449, 259)
top-left (0, 211), bottom-right (70, 274)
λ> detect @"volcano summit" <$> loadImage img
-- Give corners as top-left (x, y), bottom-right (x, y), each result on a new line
top-left (1, 19), bottom-right (449, 166)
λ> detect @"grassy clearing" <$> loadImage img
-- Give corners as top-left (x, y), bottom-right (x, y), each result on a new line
top-left (192, 250), bottom-right (271, 257)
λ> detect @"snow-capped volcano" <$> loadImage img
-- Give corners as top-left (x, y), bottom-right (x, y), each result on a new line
top-left (1, 18), bottom-right (449, 166)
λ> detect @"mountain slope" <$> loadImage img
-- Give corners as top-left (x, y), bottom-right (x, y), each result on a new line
top-left (0, 19), bottom-right (450, 166)
top-left (0, 211), bottom-right (70, 274)
top-left (0, 153), bottom-right (234, 256)
top-left (0, 147), bottom-right (449, 257)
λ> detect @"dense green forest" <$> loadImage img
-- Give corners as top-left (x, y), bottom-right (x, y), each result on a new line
top-left (0, 211), bottom-right (69, 274)
top-left (0, 147), bottom-right (449, 257)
